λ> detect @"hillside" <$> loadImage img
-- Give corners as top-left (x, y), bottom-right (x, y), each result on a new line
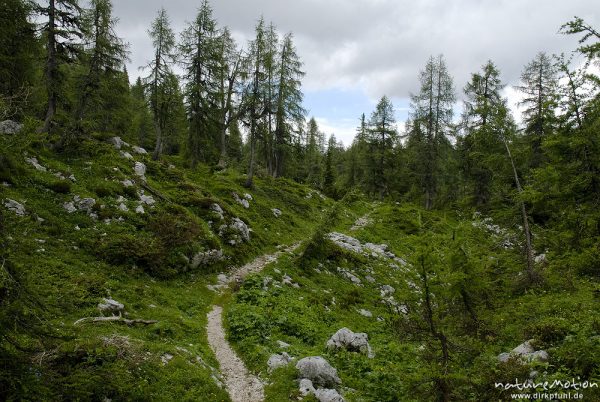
top-left (0, 129), bottom-right (332, 400)
top-left (2, 128), bottom-right (599, 401)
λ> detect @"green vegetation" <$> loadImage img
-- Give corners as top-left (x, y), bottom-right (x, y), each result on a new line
top-left (1, 0), bottom-right (600, 400)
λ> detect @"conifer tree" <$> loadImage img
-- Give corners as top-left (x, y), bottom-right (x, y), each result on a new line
top-left (409, 55), bottom-right (455, 209)
top-left (143, 8), bottom-right (176, 160)
top-left (367, 95), bottom-right (397, 198)
top-left (37, 0), bottom-right (84, 134)
top-left (516, 52), bottom-right (558, 168)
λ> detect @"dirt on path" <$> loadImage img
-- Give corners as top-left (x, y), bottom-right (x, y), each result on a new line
top-left (206, 243), bottom-right (301, 402)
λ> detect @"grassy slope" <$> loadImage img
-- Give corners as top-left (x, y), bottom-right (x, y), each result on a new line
top-left (0, 132), bottom-right (332, 401)
top-left (228, 197), bottom-right (600, 401)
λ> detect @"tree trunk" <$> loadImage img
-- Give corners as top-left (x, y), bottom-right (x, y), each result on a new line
top-left (503, 137), bottom-right (538, 284)
top-left (40, 0), bottom-right (57, 134)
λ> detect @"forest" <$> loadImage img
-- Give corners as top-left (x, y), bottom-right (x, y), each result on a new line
top-left (1, 0), bottom-right (600, 401)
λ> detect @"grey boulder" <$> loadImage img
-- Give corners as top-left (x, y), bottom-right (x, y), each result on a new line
top-left (296, 356), bottom-right (341, 388)
top-left (326, 327), bottom-right (374, 358)
top-left (0, 120), bottom-right (23, 135)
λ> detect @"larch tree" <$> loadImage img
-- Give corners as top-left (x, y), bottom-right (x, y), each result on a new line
top-left (242, 17), bottom-right (268, 188)
top-left (143, 7), bottom-right (176, 160)
top-left (367, 95), bottom-right (397, 198)
top-left (74, 0), bottom-right (128, 133)
top-left (216, 27), bottom-right (243, 168)
top-left (409, 55), bottom-right (455, 209)
top-left (516, 51), bottom-right (558, 168)
top-left (0, 0), bottom-right (37, 119)
top-left (273, 32), bottom-right (305, 177)
top-left (36, 0), bottom-right (84, 134)
top-left (459, 60), bottom-right (506, 206)
top-left (179, 0), bottom-right (220, 166)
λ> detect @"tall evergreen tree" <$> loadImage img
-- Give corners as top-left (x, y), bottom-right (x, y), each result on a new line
top-left (74, 0), bottom-right (127, 133)
top-left (0, 0), bottom-right (37, 118)
top-left (37, 0), bottom-right (84, 134)
top-left (409, 55), bottom-right (455, 209)
top-left (242, 17), bottom-right (269, 188)
top-left (273, 32), bottom-right (305, 177)
top-left (367, 95), bottom-right (397, 198)
top-left (516, 52), bottom-right (558, 168)
top-left (179, 0), bottom-right (220, 166)
top-left (459, 60), bottom-right (507, 206)
top-left (143, 7), bottom-right (176, 160)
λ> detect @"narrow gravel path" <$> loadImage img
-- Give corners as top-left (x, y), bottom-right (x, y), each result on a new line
top-left (206, 243), bottom-right (301, 402)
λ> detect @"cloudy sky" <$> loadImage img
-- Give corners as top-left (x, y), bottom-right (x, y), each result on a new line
top-left (112, 0), bottom-right (598, 145)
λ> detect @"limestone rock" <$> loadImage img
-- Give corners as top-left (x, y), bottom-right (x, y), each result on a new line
top-left (326, 327), bottom-right (374, 358)
top-left (122, 179), bottom-right (134, 187)
top-left (134, 162), bottom-right (146, 179)
top-left (272, 208), bottom-right (282, 218)
top-left (299, 378), bottom-right (316, 397)
top-left (132, 145), bottom-right (148, 155)
top-left (138, 193), bottom-right (155, 205)
top-left (314, 388), bottom-right (345, 402)
top-left (211, 203), bottom-right (224, 220)
top-left (190, 249), bottom-right (223, 269)
top-left (296, 356), bottom-right (341, 388)
top-left (120, 151), bottom-right (133, 160)
top-left (98, 298), bottom-right (124, 315)
top-left (135, 205), bottom-right (145, 214)
top-left (109, 137), bottom-right (127, 150)
top-left (0, 120), bottom-right (23, 135)
top-left (3, 199), bottom-right (26, 216)
top-left (358, 309), bottom-right (372, 318)
top-left (230, 217), bottom-right (250, 242)
top-left (267, 352), bottom-right (293, 372)
top-left (233, 192), bottom-right (249, 208)
top-left (25, 157), bottom-right (46, 171)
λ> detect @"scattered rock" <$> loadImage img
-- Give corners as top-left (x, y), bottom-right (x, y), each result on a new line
top-left (138, 193), bottom-right (155, 205)
top-left (314, 388), bottom-right (345, 402)
top-left (108, 137), bottom-right (128, 150)
top-left (98, 298), bottom-right (124, 315)
top-left (3, 199), bottom-right (26, 216)
top-left (25, 157), bottom-right (47, 171)
top-left (211, 203), bottom-right (224, 220)
top-left (277, 340), bottom-right (291, 349)
top-left (497, 340), bottom-right (549, 364)
top-left (230, 217), bottom-right (250, 242)
top-left (134, 162), bottom-right (146, 179)
top-left (244, 193), bottom-right (253, 201)
top-left (63, 201), bottom-right (76, 213)
top-left (296, 356), bottom-right (341, 388)
top-left (350, 214), bottom-right (372, 231)
top-left (267, 352), bottom-right (294, 372)
top-left (326, 328), bottom-right (374, 358)
top-left (122, 179), bottom-right (134, 187)
top-left (380, 285), bottom-right (395, 297)
top-left (337, 267), bottom-right (361, 285)
top-left (190, 249), bottom-right (224, 269)
top-left (132, 145), bottom-right (147, 155)
top-left (118, 203), bottom-right (129, 212)
top-left (0, 120), bottom-right (23, 135)
top-left (272, 208), bottom-right (282, 218)
top-left (358, 309), bottom-right (373, 318)
top-left (161, 353), bottom-right (174, 365)
top-left (233, 192), bottom-right (250, 208)
top-left (77, 197), bottom-right (96, 213)
top-left (299, 378), bottom-right (316, 397)
top-left (120, 151), bottom-right (133, 160)
top-left (135, 205), bottom-right (145, 214)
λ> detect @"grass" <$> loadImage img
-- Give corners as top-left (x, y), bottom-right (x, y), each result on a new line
top-left (0, 132), bottom-right (331, 400)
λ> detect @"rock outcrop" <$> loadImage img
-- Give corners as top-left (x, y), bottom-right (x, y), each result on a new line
top-left (326, 328), bottom-right (374, 358)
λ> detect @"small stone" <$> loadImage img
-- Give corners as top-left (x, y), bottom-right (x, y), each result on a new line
top-left (3, 199), bottom-right (26, 216)
top-left (299, 378), bottom-right (316, 397)
top-left (358, 309), bottom-right (373, 318)
top-left (134, 162), bottom-right (146, 179)
top-left (135, 205), bottom-right (145, 214)
top-left (132, 145), bottom-right (148, 155)
top-left (296, 356), bottom-right (341, 388)
top-left (122, 179), bottom-right (134, 187)
top-left (267, 352), bottom-right (293, 372)
top-left (118, 203), bottom-right (128, 212)
top-left (25, 157), bottom-right (46, 171)
top-left (272, 208), bottom-right (282, 218)
top-left (0, 120), bottom-right (23, 135)
top-left (120, 151), bottom-right (133, 160)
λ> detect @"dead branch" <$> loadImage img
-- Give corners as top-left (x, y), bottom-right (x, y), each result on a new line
top-left (74, 316), bottom-right (158, 326)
